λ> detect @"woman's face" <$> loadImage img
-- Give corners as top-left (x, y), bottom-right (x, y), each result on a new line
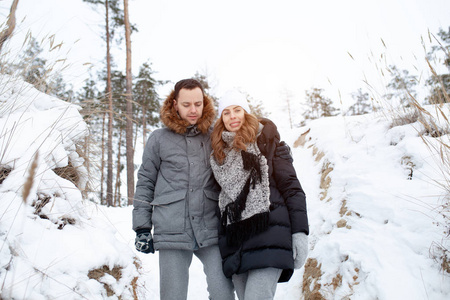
top-left (222, 105), bottom-right (245, 132)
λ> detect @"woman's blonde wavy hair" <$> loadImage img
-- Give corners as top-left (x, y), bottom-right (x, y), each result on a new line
top-left (211, 110), bottom-right (260, 164)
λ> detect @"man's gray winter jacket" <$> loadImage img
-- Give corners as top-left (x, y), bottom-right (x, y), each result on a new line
top-left (132, 91), bottom-right (219, 251)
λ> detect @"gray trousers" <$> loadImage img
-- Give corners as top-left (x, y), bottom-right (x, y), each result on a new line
top-left (232, 268), bottom-right (282, 300)
top-left (159, 245), bottom-right (235, 300)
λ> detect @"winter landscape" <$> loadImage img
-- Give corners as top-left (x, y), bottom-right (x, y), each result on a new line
top-left (1, 73), bottom-right (449, 299)
top-left (1, 0), bottom-right (450, 299)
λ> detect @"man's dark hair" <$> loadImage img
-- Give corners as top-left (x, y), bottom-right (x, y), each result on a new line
top-left (173, 79), bottom-right (205, 100)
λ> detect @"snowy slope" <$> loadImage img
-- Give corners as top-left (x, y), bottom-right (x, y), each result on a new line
top-left (0, 74), bottom-right (140, 299)
top-left (279, 108), bottom-right (450, 299)
top-left (1, 73), bottom-right (449, 299)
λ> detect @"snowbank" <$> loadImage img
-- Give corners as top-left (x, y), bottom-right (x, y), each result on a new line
top-left (0, 74), bottom-right (140, 299)
top-left (281, 107), bottom-right (450, 299)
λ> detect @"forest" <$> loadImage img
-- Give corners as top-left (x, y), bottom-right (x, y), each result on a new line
top-left (2, 0), bottom-right (448, 209)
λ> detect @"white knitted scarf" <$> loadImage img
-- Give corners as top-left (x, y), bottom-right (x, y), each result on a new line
top-left (210, 131), bottom-right (270, 245)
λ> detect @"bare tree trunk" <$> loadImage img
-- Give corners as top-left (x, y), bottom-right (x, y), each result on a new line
top-left (0, 0), bottom-right (19, 53)
top-left (124, 0), bottom-right (134, 205)
top-left (286, 94), bottom-right (293, 130)
top-left (134, 122), bottom-right (138, 153)
top-left (100, 110), bottom-right (106, 204)
top-left (106, 0), bottom-right (114, 207)
top-left (114, 128), bottom-right (123, 207)
top-left (142, 106), bottom-right (147, 146)
top-left (284, 88), bottom-right (293, 129)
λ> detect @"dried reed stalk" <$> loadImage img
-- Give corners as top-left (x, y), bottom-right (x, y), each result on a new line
top-left (22, 152), bottom-right (38, 202)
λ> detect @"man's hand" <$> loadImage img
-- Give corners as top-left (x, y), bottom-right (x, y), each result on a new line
top-left (276, 141), bottom-right (293, 163)
top-left (135, 231), bottom-right (155, 254)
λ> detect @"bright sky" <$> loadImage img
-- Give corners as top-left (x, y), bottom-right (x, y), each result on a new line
top-left (1, 0), bottom-right (449, 111)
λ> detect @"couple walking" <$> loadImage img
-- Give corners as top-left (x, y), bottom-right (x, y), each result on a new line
top-left (132, 79), bottom-right (309, 300)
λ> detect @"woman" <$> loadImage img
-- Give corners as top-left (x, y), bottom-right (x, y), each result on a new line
top-left (210, 90), bottom-right (309, 300)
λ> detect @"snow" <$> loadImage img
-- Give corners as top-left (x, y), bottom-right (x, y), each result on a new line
top-left (0, 73), bottom-right (449, 299)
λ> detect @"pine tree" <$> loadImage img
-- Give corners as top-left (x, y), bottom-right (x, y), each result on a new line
top-left (134, 62), bottom-right (161, 145)
top-left (385, 65), bottom-right (418, 106)
top-left (83, 0), bottom-right (127, 206)
top-left (19, 37), bottom-right (48, 90)
top-left (110, 69), bottom-right (127, 206)
top-left (123, 0), bottom-right (134, 205)
top-left (193, 71), bottom-right (218, 110)
top-left (426, 27), bottom-right (450, 104)
top-left (302, 87), bottom-right (339, 124)
top-left (347, 88), bottom-right (372, 115)
top-left (77, 77), bottom-right (102, 202)
top-left (77, 77), bottom-right (101, 128)
top-left (47, 74), bottom-right (74, 101)
top-left (247, 95), bottom-right (269, 118)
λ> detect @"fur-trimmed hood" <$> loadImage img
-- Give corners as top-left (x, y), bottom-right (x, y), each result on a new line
top-left (160, 90), bottom-right (216, 135)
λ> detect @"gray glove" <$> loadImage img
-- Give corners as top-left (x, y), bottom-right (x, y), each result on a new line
top-left (292, 232), bottom-right (308, 269)
top-left (135, 231), bottom-right (155, 254)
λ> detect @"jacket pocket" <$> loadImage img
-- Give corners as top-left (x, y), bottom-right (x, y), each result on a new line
top-left (203, 189), bottom-right (220, 229)
top-left (152, 191), bottom-right (186, 234)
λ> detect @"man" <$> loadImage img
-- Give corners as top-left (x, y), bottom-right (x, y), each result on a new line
top-left (132, 79), bottom-right (235, 300)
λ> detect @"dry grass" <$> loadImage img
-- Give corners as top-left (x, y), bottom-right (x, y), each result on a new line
top-left (0, 166), bottom-right (11, 184)
top-left (319, 161), bottom-right (333, 202)
top-left (53, 161), bottom-right (80, 187)
top-left (373, 35), bottom-right (450, 274)
top-left (430, 241), bottom-right (450, 274)
top-left (339, 199), bottom-right (349, 217)
top-left (31, 193), bottom-right (77, 229)
top-left (88, 265), bottom-right (122, 297)
top-left (294, 128), bottom-right (311, 148)
top-left (22, 152), bottom-right (39, 203)
top-left (88, 259), bottom-right (140, 299)
top-left (294, 129), bottom-right (333, 203)
top-left (302, 258), bottom-right (326, 300)
top-left (407, 70), bottom-right (449, 274)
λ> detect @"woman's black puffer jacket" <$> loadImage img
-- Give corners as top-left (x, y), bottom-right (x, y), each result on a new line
top-left (218, 118), bottom-right (309, 282)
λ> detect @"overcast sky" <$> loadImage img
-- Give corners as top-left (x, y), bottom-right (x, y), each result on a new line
top-left (1, 0), bottom-right (449, 113)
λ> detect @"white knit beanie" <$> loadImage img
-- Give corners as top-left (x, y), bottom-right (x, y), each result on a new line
top-left (218, 90), bottom-right (251, 117)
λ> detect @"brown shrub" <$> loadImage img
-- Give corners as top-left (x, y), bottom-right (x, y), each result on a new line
top-left (302, 258), bottom-right (325, 300)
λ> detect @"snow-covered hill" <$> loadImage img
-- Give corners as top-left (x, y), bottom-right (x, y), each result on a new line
top-left (281, 107), bottom-right (450, 299)
top-left (0, 75), bottom-right (140, 299)
top-left (1, 74), bottom-right (449, 299)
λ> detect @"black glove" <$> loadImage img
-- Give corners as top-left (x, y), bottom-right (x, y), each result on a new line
top-left (135, 230), bottom-right (155, 254)
top-left (276, 141), bottom-right (293, 163)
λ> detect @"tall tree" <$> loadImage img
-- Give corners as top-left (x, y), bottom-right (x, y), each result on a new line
top-left (281, 88), bottom-right (294, 129)
top-left (105, 0), bottom-right (114, 207)
top-left (134, 62), bottom-right (161, 145)
top-left (123, 0), bottom-right (134, 205)
top-left (83, 0), bottom-right (123, 206)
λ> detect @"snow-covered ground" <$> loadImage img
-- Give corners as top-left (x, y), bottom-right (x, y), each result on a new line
top-left (1, 74), bottom-right (449, 299)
